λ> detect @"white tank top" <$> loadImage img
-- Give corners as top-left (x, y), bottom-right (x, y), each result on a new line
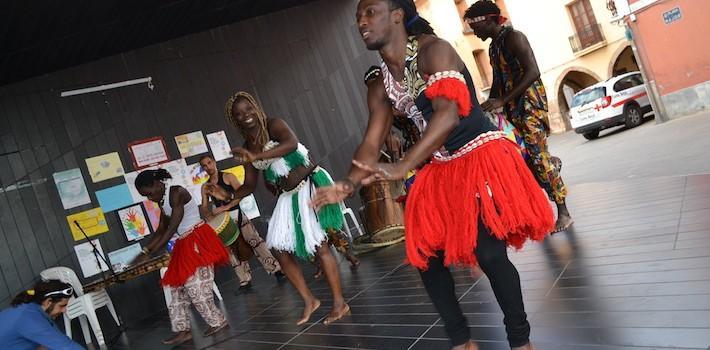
top-left (161, 185), bottom-right (202, 236)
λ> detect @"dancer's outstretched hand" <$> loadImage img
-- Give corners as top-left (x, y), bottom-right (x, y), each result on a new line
top-left (231, 147), bottom-right (257, 164)
top-left (311, 181), bottom-right (353, 211)
top-left (352, 160), bottom-right (407, 185)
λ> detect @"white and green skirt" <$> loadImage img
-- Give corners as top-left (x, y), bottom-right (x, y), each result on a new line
top-left (266, 167), bottom-right (344, 259)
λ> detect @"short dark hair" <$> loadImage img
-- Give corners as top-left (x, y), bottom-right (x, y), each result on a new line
top-left (199, 154), bottom-right (214, 163)
top-left (464, 0), bottom-right (501, 21)
top-left (11, 279), bottom-right (73, 306)
top-left (134, 168), bottom-right (171, 190)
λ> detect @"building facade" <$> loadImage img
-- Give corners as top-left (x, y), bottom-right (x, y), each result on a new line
top-left (613, 0), bottom-right (710, 120)
top-left (417, 0), bottom-right (640, 133)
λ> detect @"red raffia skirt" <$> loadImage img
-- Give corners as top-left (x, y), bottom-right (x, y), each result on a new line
top-left (404, 133), bottom-right (554, 270)
top-left (161, 222), bottom-right (230, 287)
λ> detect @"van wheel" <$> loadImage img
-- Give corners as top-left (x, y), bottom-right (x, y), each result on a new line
top-left (583, 130), bottom-right (600, 140)
top-left (624, 104), bottom-right (643, 128)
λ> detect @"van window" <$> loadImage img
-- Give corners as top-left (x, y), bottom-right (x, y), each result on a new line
top-left (571, 87), bottom-right (606, 107)
top-left (613, 74), bottom-right (643, 92)
top-left (630, 73), bottom-right (643, 86)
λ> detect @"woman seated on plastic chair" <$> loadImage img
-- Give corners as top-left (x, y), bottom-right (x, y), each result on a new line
top-left (0, 279), bottom-right (84, 350)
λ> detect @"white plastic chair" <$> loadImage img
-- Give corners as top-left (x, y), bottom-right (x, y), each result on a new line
top-left (340, 202), bottom-right (364, 240)
top-left (40, 267), bottom-right (119, 348)
top-left (159, 267), bottom-right (223, 305)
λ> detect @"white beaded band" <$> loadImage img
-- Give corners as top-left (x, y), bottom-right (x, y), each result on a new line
top-left (281, 166), bottom-right (323, 194)
top-left (467, 15), bottom-right (487, 24)
top-left (426, 70), bottom-right (466, 88)
top-left (433, 131), bottom-right (508, 162)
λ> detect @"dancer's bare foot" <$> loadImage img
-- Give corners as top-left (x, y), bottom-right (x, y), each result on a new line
top-left (234, 281), bottom-right (252, 295)
top-left (162, 331), bottom-right (192, 345)
top-left (296, 298), bottom-right (321, 325)
top-left (512, 342), bottom-right (535, 350)
top-left (323, 303), bottom-right (350, 325)
top-left (554, 211), bottom-right (574, 233)
top-left (451, 340), bottom-right (478, 350)
top-left (313, 267), bottom-right (323, 279)
top-left (203, 321), bottom-right (229, 337)
top-left (553, 203), bottom-right (573, 233)
top-left (347, 253), bottom-right (360, 269)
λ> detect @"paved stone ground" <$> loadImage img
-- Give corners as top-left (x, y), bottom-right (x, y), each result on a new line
top-left (548, 111), bottom-right (710, 185)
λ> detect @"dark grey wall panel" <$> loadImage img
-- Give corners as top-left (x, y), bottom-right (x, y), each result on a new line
top-left (0, 0), bottom-right (378, 324)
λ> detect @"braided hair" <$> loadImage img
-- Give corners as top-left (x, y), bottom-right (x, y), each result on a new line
top-left (11, 279), bottom-right (73, 306)
top-left (134, 168), bottom-right (171, 190)
top-left (388, 0), bottom-right (435, 36)
top-left (224, 91), bottom-right (270, 150)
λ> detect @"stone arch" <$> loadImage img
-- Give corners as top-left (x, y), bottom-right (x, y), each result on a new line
top-left (552, 67), bottom-right (603, 130)
top-left (608, 43), bottom-right (639, 77)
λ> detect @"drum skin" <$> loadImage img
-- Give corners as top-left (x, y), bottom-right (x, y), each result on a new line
top-left (207, 212), bottom-right (240, 246)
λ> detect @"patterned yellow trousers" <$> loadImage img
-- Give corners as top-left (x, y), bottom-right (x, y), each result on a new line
top-left (510, 110), bottom-right (568, 204)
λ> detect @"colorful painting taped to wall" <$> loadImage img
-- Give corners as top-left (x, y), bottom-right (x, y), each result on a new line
top-left (118, 204), bottom-right (150, 241)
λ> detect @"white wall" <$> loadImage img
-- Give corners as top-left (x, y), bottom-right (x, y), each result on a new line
top-left (504, 0), bottom-right (626, 74)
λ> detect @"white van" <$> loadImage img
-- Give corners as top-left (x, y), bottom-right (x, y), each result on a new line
top-left (569, 71), bottom-right (653, 140)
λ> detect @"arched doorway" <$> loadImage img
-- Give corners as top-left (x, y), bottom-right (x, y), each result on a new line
top-left (555, 68), bottom-right (601, 130)
top-left (609, 45), bottom-right (639, 77)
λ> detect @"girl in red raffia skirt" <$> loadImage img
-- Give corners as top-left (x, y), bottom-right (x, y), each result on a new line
top-left (131, 169), bottom-right (229, 346)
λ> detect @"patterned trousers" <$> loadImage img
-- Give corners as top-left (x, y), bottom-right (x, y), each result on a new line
top-left (168, 266), bottom-right (226, 332)
top-left (229, 211), bottom-right (281, 285)
top-left (510, 110), bottom-right (568, 204)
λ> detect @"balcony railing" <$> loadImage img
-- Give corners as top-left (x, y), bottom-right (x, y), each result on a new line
top-left (568, 23), bottom-right (605, 54)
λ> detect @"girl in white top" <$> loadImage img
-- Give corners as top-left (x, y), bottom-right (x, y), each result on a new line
top-left (132, 169), bottom-right (230, 345)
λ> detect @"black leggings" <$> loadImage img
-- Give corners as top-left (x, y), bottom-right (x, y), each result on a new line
top-left (419, 220), bottom-right (530, 348)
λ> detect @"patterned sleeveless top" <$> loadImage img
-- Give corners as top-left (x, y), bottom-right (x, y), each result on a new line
top-left (489, 27), bottom-right (548, 124)
top-left (210, 172), bottom-right (238, 211)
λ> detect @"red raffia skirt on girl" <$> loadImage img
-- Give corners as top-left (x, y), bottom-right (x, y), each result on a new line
top-left (161, 222), bottom-right (230, 287)
top-left (404, 131), bottom-right (555, 270)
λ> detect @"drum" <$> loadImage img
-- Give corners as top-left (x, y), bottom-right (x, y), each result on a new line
top-left (207, 212), bottom-right (240, 247)
top-left (358, 180), bottom-right (405, 243)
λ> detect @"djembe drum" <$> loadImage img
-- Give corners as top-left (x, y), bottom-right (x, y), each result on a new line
top-left (207, 212), bottom-right (252, 261)
top-left (358, 180), bottom-right (405, 243)
top-left (208, 212), bottom-right (239, 246)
